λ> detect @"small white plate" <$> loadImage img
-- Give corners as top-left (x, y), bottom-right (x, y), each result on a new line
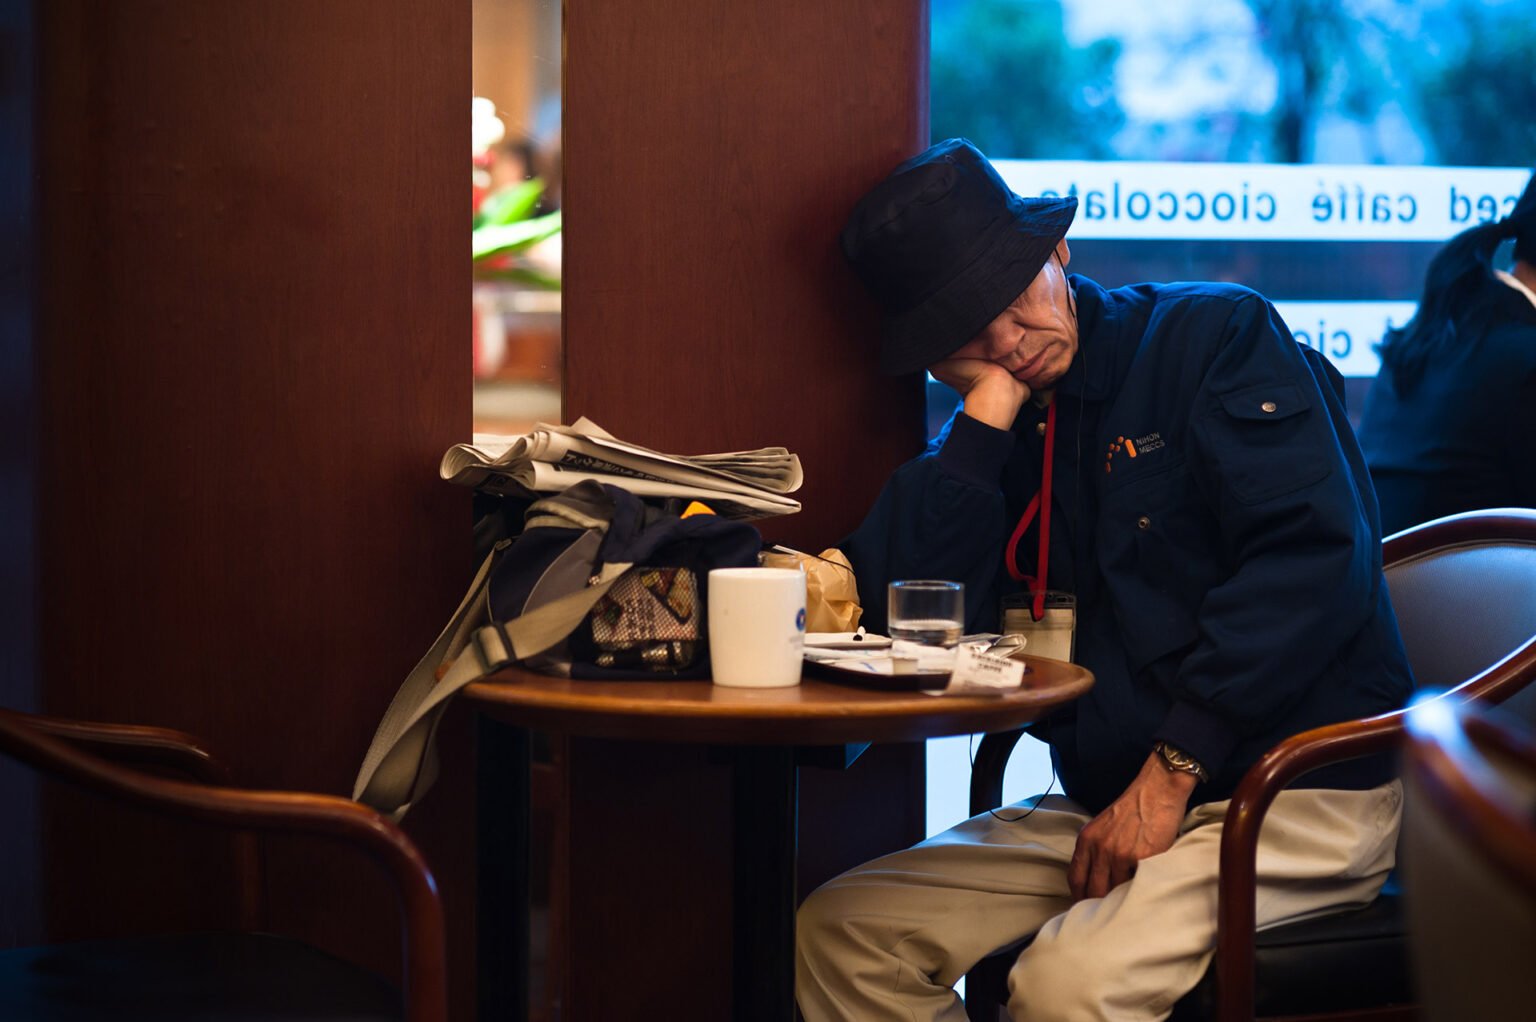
top-left (804, 632), bottom-right (893, 650)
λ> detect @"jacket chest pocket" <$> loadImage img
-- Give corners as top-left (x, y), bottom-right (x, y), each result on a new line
top-left (1204, 381), bottom-right (1331, 504)
top-left (1097, 460), bottom-right (1215, 672)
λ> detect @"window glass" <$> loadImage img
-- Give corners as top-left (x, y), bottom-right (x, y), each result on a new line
top-left (473, 0), bottom-right (563, 435)
top-left (925, 0), bottom-right (1534, 828)
top-left (926, 0), bottom-right (1532, 438)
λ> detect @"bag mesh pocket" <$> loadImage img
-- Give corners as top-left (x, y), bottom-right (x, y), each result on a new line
top-left (587, 567), bottom-right (700, 669)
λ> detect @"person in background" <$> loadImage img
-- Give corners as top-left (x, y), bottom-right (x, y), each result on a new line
top-left (795, 139), bottom-right (1413, 1022)
top-left (1358, 170), bottom-right (1536, 536)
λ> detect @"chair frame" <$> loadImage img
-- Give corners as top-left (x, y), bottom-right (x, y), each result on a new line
top-left (1213, 508), bottom-right (1536, 1022)
top-left (964, 508), bottom-right (1536, 1022)
top-left (0, 707), bottom-right (448, 1022)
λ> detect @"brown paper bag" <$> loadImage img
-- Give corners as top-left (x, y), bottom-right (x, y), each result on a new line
top-left (760, 546), bottom-right (863, 632)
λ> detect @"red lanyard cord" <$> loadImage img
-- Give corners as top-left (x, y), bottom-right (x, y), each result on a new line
top-left (1002, 400), bottom-right (1056, 621)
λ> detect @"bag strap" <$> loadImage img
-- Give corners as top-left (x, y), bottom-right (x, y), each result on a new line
top-left (353, 540), bottom-right (632, 818)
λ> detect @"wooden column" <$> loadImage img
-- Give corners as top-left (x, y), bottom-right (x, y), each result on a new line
top-left (562, 2), bottom-right (930, 1016)
top-left (15, 2), bottom-right (475, 1015)
top-left (563, 1), bottom-right (930, 552)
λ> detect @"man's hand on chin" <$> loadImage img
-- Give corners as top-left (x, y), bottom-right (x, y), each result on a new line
top-left (1068, 752), bottom-right (1198, 901)
top-left (929, 358), bottom-right (1030, 430)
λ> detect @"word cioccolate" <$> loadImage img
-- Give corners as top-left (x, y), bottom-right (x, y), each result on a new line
top-left (1000, 161), bottom-right (1529, 242)
top-left (1046, 180), bottom-right (1278, 224)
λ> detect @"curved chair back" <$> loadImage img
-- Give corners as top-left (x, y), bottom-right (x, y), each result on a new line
top-left (1200, 508), bottom-right (1536, 1021)
top-left (1402, 701), bottom-right (1536, 1021)
top-left (1388, 510), bottom-right (1536, 725)
top-left (0, 708), bottom-right (447, 1022)
top-left (1383, 508), bottom-right (1536, 720)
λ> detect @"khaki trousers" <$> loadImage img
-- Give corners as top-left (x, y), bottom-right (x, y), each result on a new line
top-left (796, 782), bottom-right (1402, 1022)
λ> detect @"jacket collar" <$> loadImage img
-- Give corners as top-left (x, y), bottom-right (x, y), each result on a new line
top-left (1054, 275), bottom-right (1115, 402)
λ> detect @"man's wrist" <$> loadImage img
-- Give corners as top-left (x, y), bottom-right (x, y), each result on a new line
top-left (1135, 749), bottom-right (1198, 804)
top-left (1153, 741), bottom-right (1210, 784)
top-left (961, 375), bottom-right (1027, 429)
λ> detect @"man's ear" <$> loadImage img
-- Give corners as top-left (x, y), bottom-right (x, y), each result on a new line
top-left (1055, 239), bottom-right (1071, 267)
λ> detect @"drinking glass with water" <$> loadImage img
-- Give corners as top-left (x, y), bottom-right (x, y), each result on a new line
top-left (887, 580), bottom-right (965, 648)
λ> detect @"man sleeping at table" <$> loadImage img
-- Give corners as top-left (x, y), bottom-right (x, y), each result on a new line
top-left (795, 138), bottom-right (1413, 1022)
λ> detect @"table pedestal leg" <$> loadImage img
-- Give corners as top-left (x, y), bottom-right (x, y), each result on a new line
top-left (732, 746), bottom-right (799, 1022)
top-left (477, 716), bottom-right (529, 1022)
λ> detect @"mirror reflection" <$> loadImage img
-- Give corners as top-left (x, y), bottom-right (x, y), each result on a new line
top-left (472, 0), bottom-right (562, 434)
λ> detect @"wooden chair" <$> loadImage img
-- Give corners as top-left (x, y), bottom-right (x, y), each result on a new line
top-left (0, 708), bottom-right (447, 1021)
top-left (963, 507), bottom-right (1536, 1021)
top-left (1401, 700), bottom-right (1536, 1021)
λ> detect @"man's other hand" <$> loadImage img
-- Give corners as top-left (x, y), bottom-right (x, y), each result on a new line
top-left (1067, 752), bottom-right (1198, 901)
top-left (929, 357), bottom-right (1030, 430)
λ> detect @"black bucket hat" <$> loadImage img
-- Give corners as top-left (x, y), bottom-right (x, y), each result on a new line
top-left (840, 138), bottom-right (1077, 375)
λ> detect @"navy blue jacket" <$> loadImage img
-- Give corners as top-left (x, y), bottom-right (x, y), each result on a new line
top-left (1359, 275), bottom-right (1536, 536)
top-left (843, 277), bottom-right (1414, 813)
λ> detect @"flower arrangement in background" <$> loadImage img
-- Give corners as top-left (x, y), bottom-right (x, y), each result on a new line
top-left (472, 96), bottom-right (563, 380)
top-left (472, 96), bottom-right (562, 290)
top-left (474, 177), bottom-right (562, 289)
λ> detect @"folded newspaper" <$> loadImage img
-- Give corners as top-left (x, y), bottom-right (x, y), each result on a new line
top-left (440, 417), bottom-right (803, 520)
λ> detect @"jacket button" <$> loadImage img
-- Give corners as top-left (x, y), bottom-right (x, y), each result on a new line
top-left (1261, 400), bottom-right (1277, 413)
top-left (1136, 515), bottom-right (1152, 530)
top-left (1036, 421), bottom-right (1047, 436)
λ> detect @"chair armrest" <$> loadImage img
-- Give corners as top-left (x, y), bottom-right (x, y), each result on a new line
top-left (1212, 712), bottom-right (1404, 1022)
top-left (26, 712), bottom-right (230, 783)
top-left (970, 728), bottom-right (1027, 817)
top-left (1213, 635), bottom-right (1536, 1022)
top-left (22, 713), bottom-right (259, 924)
top-left (0, 708), bottom-right (447, 1022)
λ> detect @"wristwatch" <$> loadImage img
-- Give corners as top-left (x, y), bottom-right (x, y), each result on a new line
top-left (1153, 741), bottom-right (1210, 783)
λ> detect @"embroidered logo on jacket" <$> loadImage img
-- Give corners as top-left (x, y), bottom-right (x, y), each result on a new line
top-left (1104, 432), bottom-right (1166, 473)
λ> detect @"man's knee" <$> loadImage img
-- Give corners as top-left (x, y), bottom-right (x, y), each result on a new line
top-left (796, 881), bottom-right (866, 961)
top-left (1007, 926), bottom-right (1178, 1022)
top-left (1007, 933), bottom-right (1100, 1022)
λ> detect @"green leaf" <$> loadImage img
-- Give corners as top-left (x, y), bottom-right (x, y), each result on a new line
top-left (472, 209), bottom-right (562, 262)
top-left (473, 178), bottom-right (547, 229)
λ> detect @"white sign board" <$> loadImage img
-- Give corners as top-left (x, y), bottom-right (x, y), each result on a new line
top-left (996, 161), bottom-right (1530, 242)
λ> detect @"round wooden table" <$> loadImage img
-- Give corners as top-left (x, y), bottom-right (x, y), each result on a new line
top-left (465, 654), bottom-right (1092, 744)
top-left (464, 656), bottom-right (1093, 1022)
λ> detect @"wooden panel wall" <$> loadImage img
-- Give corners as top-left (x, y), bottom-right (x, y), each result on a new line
top-left (18, 1), bottom-right (474, 1012)
top-left (564, 0), bottom-right (930, 553)
top-left (563, 1), bottom-right (931, 1016)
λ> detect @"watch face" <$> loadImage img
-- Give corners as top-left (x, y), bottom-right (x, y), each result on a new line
top-left (1158, 742), bottom-right (1207, 780)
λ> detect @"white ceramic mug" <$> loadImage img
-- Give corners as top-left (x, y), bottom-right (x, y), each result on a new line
top-left (707, 567), bottom-right (807, 688)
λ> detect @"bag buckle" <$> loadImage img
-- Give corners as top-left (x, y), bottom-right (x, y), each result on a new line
top-left (472, 620), bottom-right (514, 672)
